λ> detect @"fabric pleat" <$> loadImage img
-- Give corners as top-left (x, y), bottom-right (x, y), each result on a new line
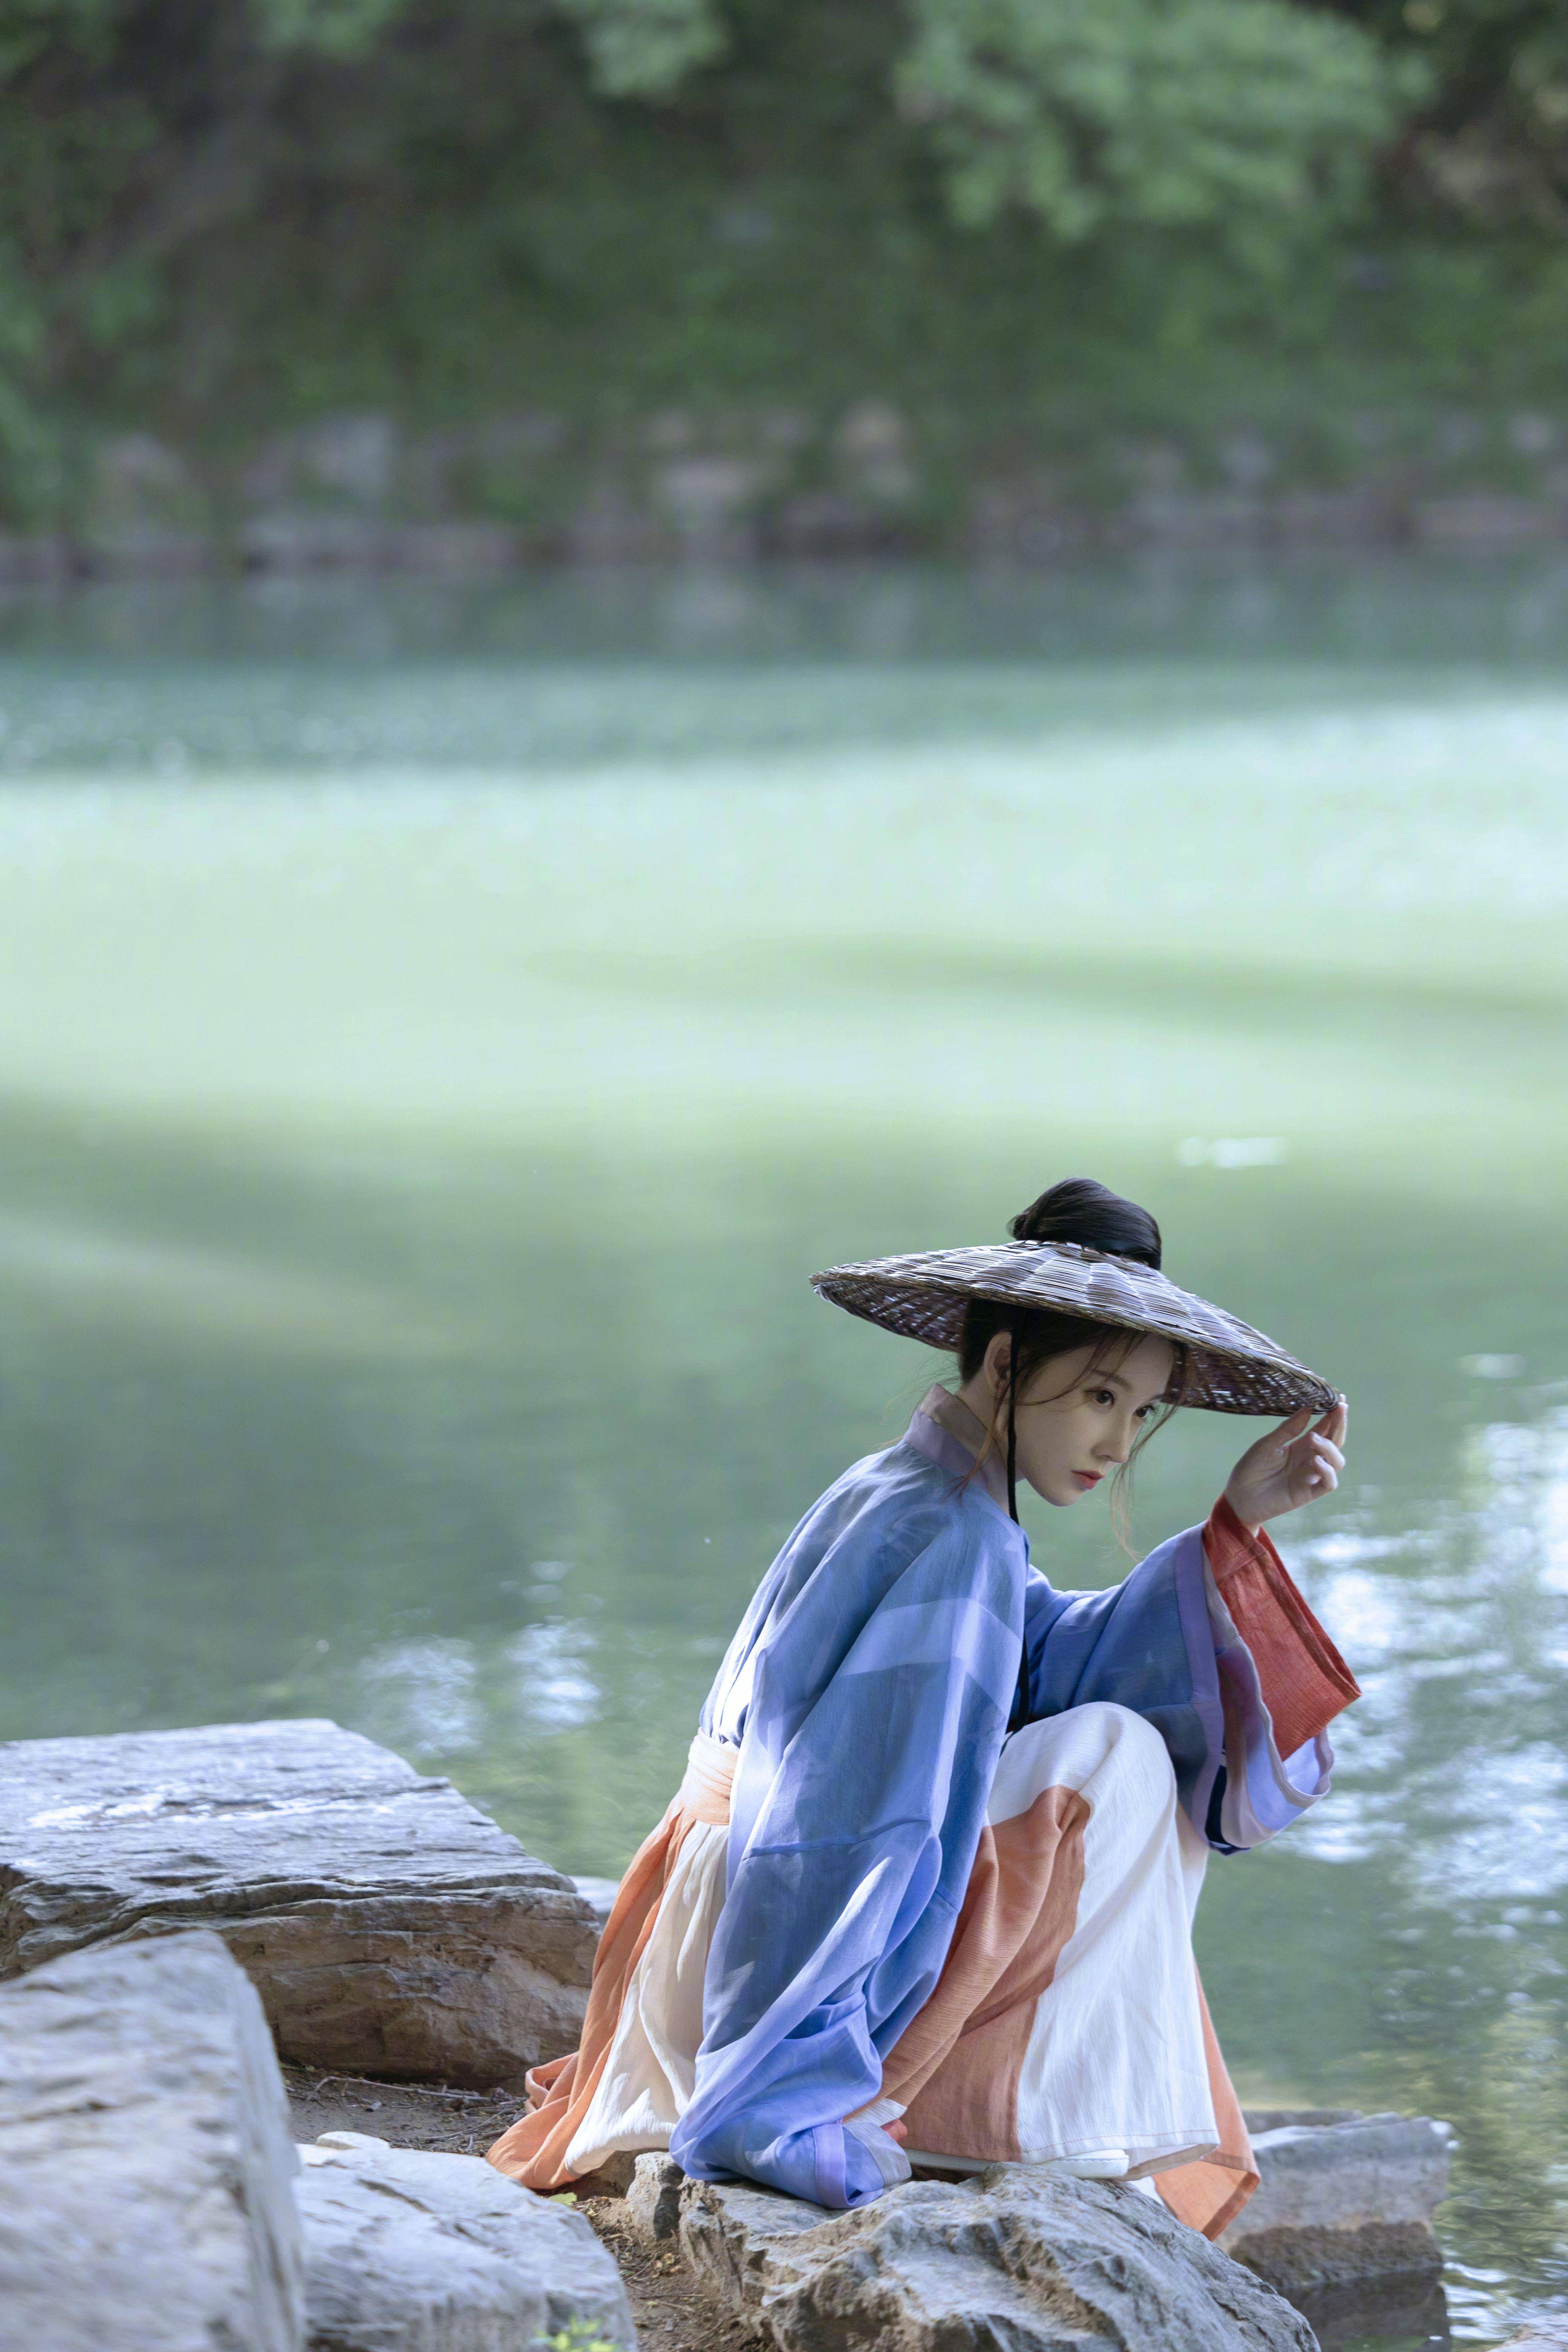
top-left (487, 1735), bottom-right (735, 2191)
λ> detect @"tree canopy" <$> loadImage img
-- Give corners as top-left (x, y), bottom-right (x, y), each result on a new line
top-left (0, 0), bottom-right (1560, 516)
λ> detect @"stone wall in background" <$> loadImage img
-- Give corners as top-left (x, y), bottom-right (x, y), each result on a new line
top-left (4, 401), bottom-right (1568, 579)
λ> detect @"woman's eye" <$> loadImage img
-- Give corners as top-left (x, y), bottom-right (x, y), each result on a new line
top-left (1092, 1388), bottom-right (1115, 1406)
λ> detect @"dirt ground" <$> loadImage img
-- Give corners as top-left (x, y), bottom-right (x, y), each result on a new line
top-left (282, 2062), bottom-right (521, 2155)
top-left (282, 2066), bottom-right (750, 2350)
top-left (586, 2199), bottom-right (753, 2352)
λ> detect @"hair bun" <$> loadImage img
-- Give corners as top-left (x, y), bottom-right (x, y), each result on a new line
top-left (1009, 1177), bottom-right (1162, 1270)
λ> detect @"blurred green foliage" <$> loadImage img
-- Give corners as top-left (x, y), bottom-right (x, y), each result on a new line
top-left (0, 0), bottom-right (1562, 518)
top-left (897, 0), bottom-right (1421, 256)
top-left (552, 0), bottom-right (726, 95)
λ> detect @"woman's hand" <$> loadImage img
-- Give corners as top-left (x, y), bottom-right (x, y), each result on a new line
top-left (1224, 1401), bottom-right (1348, 1533)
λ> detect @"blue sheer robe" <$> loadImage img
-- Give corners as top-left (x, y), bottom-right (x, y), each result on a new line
top-left (666, 1396), bottom-right (1332, 2208)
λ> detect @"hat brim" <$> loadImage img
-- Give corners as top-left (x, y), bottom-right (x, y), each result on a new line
top-left (812, 1242), bottom-right (1339, 1419)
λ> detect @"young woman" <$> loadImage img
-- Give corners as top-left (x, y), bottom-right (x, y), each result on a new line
top-left (489, 1179), bottom-right (1357, 2239)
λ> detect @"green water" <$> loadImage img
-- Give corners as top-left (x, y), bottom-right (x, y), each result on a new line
top-left (1, 561), bottom-right (1566, 2347)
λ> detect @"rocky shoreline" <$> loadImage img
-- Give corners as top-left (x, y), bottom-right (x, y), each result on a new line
top-left (6, 406), bottom-right (1568, 583)
top-left (0, 1717), bottom-right (600, 2090)
top-left (0, 1715), bottom-right (1540, 2349)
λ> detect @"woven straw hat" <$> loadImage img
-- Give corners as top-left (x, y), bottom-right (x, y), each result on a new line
top-left (812, 1239), bottom-right (1338, 1418)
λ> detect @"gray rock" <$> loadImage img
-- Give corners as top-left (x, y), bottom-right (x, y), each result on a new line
top-left (1271, 492), bottom-right (1405, 544)
top-left (626, 2151), bottom-right (686, 2241)
top-left (678, 2166), bottom-right (1315, 2350)
top-left (81, 528), bottom-right (217, 576)
top-left (296, 414), bottom-right (398, 507)
top-left (95, 430), bottom-right (190, 499)
top-left (580, 2153), bottom-right (639, 2195)
top-left (1241, 2108), bottom-right (1362, 2132)
top-left (1508, 411), bottom-right (1559, 458)
top-left (1498, 2321), bottom-right (1568, 2350)
top-left (0, 1927), bottom-right (304, 2351)
top-left (480, 410), bottom-right (568, 459)
top-left (0, 532), bottom-right (73, 583)
top-left (834, 402), bottom-right (916, 505)
top-left (767, 490), bottom-right (906, 556)
top-left (237, 511), bottom-right (392, 569)
top-left (380, 523), bottom-right (519, 573)
top-left (1116, 439), bottom-right (1189, 494)
top-left (1216, 429), bottom-right (1278, 491)
top-left (652, 456), bottom-right (765, 552)
top-left (1414, 494), bottom-right (1560, 544)
top-left (568, 482), bottom-right (665, 562)
top-left (1223, 2112), bottom-right (1452, 2293)
top-left (237, 513), bottom-right (521, 572)
top-left (835, 400), bottom-right (910, 464)
top-left (0, 1718), bottom-right (598, 2088)
top-left (1122, 491), bottom-right (1268, 547)
top-left (295, 2131), bottom-right (635, 2349)
top-left (1433, 409), bottom-right (1484, 459)
top-left (966, 483), bottom-right (1095, 560)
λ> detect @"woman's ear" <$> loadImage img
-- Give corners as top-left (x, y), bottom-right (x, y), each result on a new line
top-left (984, 1329), bottom-right (1012, 1402)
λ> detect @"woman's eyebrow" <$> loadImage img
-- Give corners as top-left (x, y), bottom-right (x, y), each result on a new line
top-left (1095, 1367), bottom-right (1168, 1406)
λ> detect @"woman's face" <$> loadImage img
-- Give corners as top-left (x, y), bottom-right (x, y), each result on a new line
top-left (989, 1332), bottom-right (1176, 1508)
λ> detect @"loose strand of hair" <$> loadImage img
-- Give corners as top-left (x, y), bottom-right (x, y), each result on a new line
top-left (1106, 1344), bottom-right (1191, 1554)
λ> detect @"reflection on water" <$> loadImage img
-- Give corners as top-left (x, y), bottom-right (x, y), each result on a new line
top-left (8, 551), bottom-right (1568, 672)
top-left (1, 564), bottom-right (1567, 2347)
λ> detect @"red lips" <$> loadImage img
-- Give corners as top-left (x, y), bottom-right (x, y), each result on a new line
top-left (1074, 1471), bottom-right (1103, 1489)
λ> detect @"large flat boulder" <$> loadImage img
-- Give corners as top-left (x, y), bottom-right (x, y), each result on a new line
top-left (1223, 2111), bottom-right (1453, 2294)
top-left (675, 2165), bottom-right (1315, 2350)
top-left (0, 1718), bottom-right (598, 2088)
top-left (296, 2131), bottom-right (636, 2349)
top-left (0, 1928), bottom-right (304, 2351)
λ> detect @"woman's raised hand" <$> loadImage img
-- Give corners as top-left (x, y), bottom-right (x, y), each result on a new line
top-left (1223, 1400), bottom-right (1348, 1533)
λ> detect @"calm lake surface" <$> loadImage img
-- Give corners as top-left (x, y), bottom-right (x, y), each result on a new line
top-left (2, 560), bottom-right (1566, 2347)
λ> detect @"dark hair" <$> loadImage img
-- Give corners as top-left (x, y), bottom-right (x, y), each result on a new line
top-left (1011, 1176), bottom-right (1162, 1267)
top-left (957, 1178), bottom-right (1187, 1546)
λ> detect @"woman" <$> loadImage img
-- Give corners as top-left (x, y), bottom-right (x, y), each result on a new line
top-left (489, 1179), bottom-right (1357, 2238)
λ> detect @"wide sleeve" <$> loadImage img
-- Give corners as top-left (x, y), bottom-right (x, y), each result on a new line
top-left (1019, 1511), bottom-right (1357, 1854)
top-left (668, 1513), bottom-right (1021, 2209)
top-left (1202, 1495), bottom-right (1359, 1754)
top-left (1019, 1534), bottom-right (1226, 1838)
top-left (1198, 1496), bottom-right (1360, 1852)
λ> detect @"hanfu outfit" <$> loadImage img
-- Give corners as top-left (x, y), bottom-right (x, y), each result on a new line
top-left (489, 1374), bottom-right (1357, 2237)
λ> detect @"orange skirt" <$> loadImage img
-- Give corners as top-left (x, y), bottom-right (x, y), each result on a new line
top-left (488, 1721), bottom-right (1256, 2239)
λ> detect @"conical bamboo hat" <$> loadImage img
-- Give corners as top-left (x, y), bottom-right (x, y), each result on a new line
top-left (812, 1239), bottom-right (1338, 1417)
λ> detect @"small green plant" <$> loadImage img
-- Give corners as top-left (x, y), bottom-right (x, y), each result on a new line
top-left (536, 2318), bottom-right (620, 2352)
